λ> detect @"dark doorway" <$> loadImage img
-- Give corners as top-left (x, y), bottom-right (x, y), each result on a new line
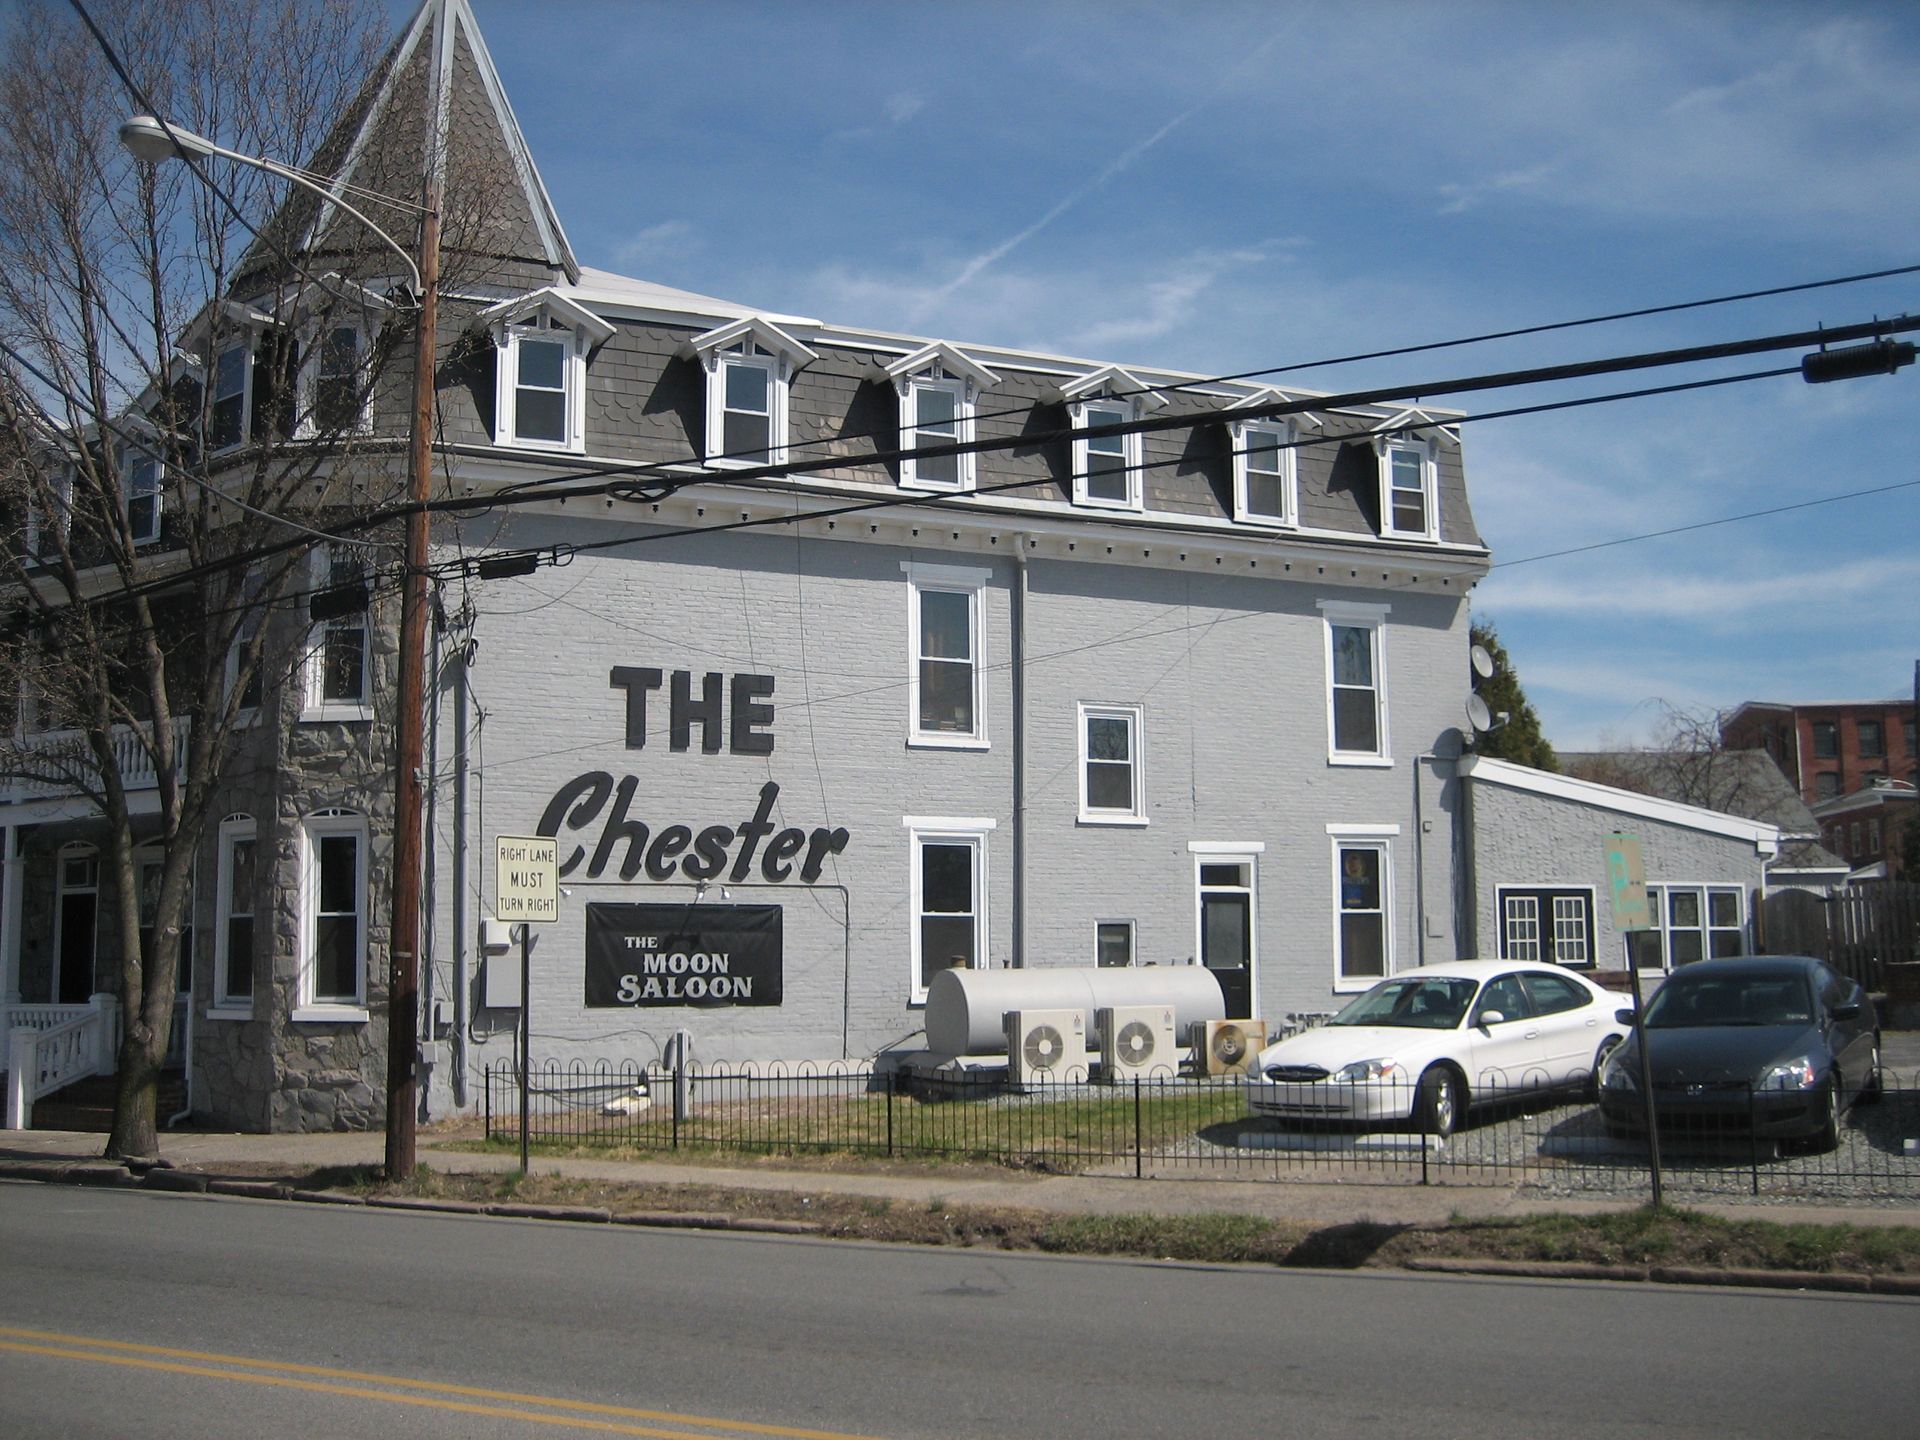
top-left (1199, 860), bottom-right (1254, 1019)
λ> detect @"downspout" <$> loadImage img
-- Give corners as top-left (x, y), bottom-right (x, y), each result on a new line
top-left (1012, 535), bottom-right (1030, 969)
top-left (449, 634), bottom-right (472, 1107)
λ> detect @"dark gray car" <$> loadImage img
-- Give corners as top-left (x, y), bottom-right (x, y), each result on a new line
top-left (1598, 955), bottom-right (1880, 1153)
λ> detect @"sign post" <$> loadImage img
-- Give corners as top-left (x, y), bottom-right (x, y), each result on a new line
top-left (1604, 832), bottom-right (1663, 1206)
top-left (496, 836), bottom-right (559, 1174)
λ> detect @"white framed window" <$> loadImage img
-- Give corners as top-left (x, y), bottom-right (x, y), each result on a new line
top-left (1191, 842), bottom-right (1262, 1020)
top-left (25, 463), bottom-right (74, 561)
top-left (903, 560), bottom-right (989, 748)
top-left (1061, 367), bottom-right (1166, 512)
top-left (302, 543), bottom-right (371, 721)
top-left (1320, 600), bottom-right (1390, 764)
top-left (134, 847), bottom-right (194, 997)
top-left (1378, 434), bottom-right (1439, 541)
top-left (499, 317), bottom-right (580, 450)
top-left (1078, 702), bottom-right (1145, 824)
top-left (296, 808), bottom-right (367, 1019)
top-left (1628, 884), bottom-right (1746, 971)
top-left (213, 814), bottom-right (256, 1013)
top-left (1095, 919), bottom-right (1136, 968)
top-left (1331, 831), bottom-right (1395, 990)
top-left (208, 341), bottom-right (250, 452)
top-left (1498, 886), bottom-right (1596, 968)
top-left (304, 323), bottom-right (367, 435)
top-left (688, 317), bottom-right (815, 470)
top-left (123, 450), bottom-right (161, 546)
top-left (224, 570), bottom-right (267, 720)
top-left (905, 816), bottom-right (995, 1003)
top-left (1232, 419), bottom-right (1295, 526)
top-left (1072, 396), bottom-right (1141, 510)
top-left (886, 344), bottom-right (997, 492)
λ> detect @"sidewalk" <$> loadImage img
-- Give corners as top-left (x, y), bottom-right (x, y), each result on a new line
top-left (5, 1125), bottom-right (1919, 1233)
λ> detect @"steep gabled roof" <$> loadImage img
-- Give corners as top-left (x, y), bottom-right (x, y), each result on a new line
top-left (237, 0), bottom-right (576, 294)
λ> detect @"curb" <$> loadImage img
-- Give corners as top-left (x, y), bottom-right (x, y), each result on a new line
top-left (0, 1157), bottom-right (1905, 1278)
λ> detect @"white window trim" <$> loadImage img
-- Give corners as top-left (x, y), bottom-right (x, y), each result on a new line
top-left (688, 317), bottom-right (816, 470)
top-left (1070, 396), bottom-right (1143, 511)
top-left (1377, 434), bottom-right (1440, 542)
top-left (1191, 848), bottom-right (1259, 1001)
top-left (1231, 418), bottom-right (1297, 527)
top-left (1329, 831), bottom-right (1396, 993)
top-left (904, 816), bottom-right (996, 1005)
top-left (294, 808), bottom-right (369, 1021)
top-left (902, 560), bottom-right (991, 750)
top-left (213, 814), bottom-right (257, 1014)
top-left (1631, 882), bottom-right (1747, 973)
top-left (886, 343), bottom-right (997, 493)
top-left (26, 463), bottom-right (74, 561)
top-left (298, 321), bottom-right (371, 438)
top-left (1093, 918), bottom-right (1137, 967)
top-left (494, 319), bottom-right (589, 453)
top-left (123, 448), bottom-right (162, 546)
top-left (301, 545), bottom-right (373, 723)
top-left (1320, 600), bottom-right (1391, 766)
top-left (207, 339), bottom-right (253, 456)
top-left (1077, 701), bottom-right (1146, 825)
top-left (1495, 883), bottom-right (1599, 969)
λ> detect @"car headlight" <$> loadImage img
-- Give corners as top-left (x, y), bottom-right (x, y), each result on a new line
top-left (1601, 1057), bottom-right (1638, 1092)
top-left (1759, 1057), bottom-right (1818, 1091)
top-left (1335, 1057), bottom-right (1400, 1083)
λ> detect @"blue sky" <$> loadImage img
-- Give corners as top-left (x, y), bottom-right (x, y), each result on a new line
top-left (452, 0), bottom-right (1918, 749)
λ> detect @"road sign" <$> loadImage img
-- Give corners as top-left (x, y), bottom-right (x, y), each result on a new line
top-left (1604, 832), bottom-right (1650, 932)
top-left (495, 834), bottom-right (559, 924)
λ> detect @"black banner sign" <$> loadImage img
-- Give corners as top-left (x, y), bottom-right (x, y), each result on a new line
top-left (584, 903), bottom-right (783, 1008)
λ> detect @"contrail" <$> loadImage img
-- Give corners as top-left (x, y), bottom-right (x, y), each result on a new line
top-left (910, 29), bottom-right (1288, 323)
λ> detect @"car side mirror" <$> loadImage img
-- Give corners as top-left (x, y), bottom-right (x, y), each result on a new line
top-left (1615, 1008), bottom-right (1636, 1026)
top-left (1476, 1009), bottom-right (1505, 1028)
top-left (1831, 1001), bottom-right (1860, 1021)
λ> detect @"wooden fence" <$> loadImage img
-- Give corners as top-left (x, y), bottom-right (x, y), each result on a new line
top-left (1761, 882), bottom-right (1919, 992)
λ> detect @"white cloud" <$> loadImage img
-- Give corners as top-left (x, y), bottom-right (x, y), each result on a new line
top-left (611, 220), bottom-right (695, 267)
top-left (883, 91), bottom-right (925, 125)
top-left (1481, 553), bottom-right (1920, 628)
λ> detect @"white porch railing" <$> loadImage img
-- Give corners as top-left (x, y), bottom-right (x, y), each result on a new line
top-left (1, 718), bottom-right (191, 804)
top-left (5, 992), bottom-right (119, 1129)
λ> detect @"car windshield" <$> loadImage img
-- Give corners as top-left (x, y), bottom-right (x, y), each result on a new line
top-left (1642, 971), bottom-right (1814, 1028)
top-left (1328, 976), bottom-right (1477, 1030)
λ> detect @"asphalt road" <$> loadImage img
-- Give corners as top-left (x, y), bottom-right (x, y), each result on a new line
top-left (1, 1181), bottom-right (1912, 1439)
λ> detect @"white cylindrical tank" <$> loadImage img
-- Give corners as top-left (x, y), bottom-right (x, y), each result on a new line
top-left (924, 966), bottom-right (1226, 1056)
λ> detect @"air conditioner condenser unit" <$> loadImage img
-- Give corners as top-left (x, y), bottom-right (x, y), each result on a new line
top-left (1096, 1004), bottom-right (1177, 1082)
top-left (1005, 1008), bottom-right (1088, 1089)
top-left (1194, 1018), bottom-right (1269, 1076)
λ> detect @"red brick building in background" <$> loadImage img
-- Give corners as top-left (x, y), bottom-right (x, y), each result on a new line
top-left (1722, 691), bottom-right (1918, 879)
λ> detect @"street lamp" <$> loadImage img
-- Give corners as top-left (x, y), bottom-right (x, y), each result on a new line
top-left (121, 112), bottom-right (441, 1178)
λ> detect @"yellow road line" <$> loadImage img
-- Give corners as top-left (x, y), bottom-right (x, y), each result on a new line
top-left (0, 1326), bottom-right (887, 1440)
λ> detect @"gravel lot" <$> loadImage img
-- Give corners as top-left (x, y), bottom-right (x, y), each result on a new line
top-left (1124, 1063), bottom-right (1920, 1206)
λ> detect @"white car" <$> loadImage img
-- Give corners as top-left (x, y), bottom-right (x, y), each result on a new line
top-left (1244, 960), bottom-right (1630, 1137)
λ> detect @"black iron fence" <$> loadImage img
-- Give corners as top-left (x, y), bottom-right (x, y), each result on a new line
top-left (482, 1059), bottom-right (1920, 1202)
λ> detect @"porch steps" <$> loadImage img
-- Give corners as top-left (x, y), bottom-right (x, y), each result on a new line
top-left (5, 1071), bottom-right (187, 1132)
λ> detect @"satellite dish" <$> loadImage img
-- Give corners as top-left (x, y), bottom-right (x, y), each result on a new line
top-left (1470, 644), bottom-right (1495, 679)
top-left (1466, 694), bottom-right (1494, 732)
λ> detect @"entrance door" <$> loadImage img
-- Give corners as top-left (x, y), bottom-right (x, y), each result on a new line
top-left (1197, 859), bottom-right (1254, 1019)
top-left (56, 850), bottom-right (99, 1004)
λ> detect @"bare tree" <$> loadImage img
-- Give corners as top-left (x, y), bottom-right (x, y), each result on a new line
top-left (0, 0), bottom-right (407, 1158)
top-left (1564, 701), bottom-right (1779, 817)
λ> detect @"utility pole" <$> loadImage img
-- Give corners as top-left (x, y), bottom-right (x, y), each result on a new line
top-left (383, 151), bottom-right (442, 1182)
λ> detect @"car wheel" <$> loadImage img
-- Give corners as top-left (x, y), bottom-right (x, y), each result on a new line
top-left (1587, 1037), bottom-right (1622, 1102)
top-left (1416, 1065), bottom-right (1463, 1138)
top-left (1859, 1037), bottom-right (1883, 1106)
top-left (1807, 1078), bottom-right (1842, 1155)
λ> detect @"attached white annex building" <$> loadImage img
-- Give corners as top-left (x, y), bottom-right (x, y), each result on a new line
top-left (3, 0), bottom-right (1500, 1130)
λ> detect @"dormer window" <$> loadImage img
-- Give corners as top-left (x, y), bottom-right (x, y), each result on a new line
top-left (478, 290), bottom-right (613, 454)
top-left (1062, 366), bottom-right (1167, 513)
top-left (124, 451), bottom-right (161, 545)
top-left (208, 343), bottom-right (248, 452)
top-left (885, 343), bottom-right (998, 492)
top-left (25, 463), bottom-right (73, 562)
top-left (688, 318), bottom-right (817, 470)
top-left (1234, 420), bottom-right (1295, 526)
top-left (308, 325), bottom-right (366, 435)
top-left (1374, 413), bottom-right (1452, 542)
